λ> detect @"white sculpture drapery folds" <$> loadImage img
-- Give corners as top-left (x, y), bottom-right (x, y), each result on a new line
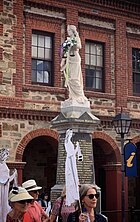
top-left (61, 25), bottom-right (88, 104)
top-left (64, 129), bottom-right (83, 206)
top-left (0, 148), bottom-right (17, 222)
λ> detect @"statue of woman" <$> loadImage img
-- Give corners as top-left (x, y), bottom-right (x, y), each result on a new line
top-left (0, 148), bottom-right (17, 222)
top-left (61, 25), bottom-right (88, 104)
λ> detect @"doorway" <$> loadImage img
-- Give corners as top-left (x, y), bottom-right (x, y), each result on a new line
top-left (22, 135), bottom-right (58, 193)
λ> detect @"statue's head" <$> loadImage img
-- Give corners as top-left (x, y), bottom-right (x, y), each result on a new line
top-left (65, 128), bottom-right (73, 141)
top-left (0, 148), bottom-right (9, 162)
top-left (67, 25), bottom-right (77, 36)
top-left (66, 128), bottom-right (73, 136)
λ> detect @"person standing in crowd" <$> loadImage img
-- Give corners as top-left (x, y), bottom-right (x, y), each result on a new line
top-left (22, 179), bottom-right (49, 222)
top-left (67, 184), bottom-right (108, 222)
top-left (6, 186), bottom-right (33, 222)
top-left (50, 186), bottom-right (75, 222)
top-left (38, 192), bottom-right (51, 216)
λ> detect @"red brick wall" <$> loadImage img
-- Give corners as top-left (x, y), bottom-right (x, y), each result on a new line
top-left (13, 0), bottom-right (24, 97)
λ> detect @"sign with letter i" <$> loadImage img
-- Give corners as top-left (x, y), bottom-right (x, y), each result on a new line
top-left (124, 142), bottom-right (137, 177)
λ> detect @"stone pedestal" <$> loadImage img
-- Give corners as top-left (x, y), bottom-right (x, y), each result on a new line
top-left (51, 100), bottom-right (100, 203)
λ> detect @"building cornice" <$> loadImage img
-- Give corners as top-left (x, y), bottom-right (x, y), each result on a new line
top-left (0, 107), bottom-right (58, 121)
top-left (0, 107), bottom-right (139, 129)
top-left (24, 0), bottom-right (140, 15)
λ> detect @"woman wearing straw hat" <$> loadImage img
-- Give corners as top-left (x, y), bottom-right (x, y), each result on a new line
top-left (6, 186), bottom-right (33, 222)
top-left (22, 179), bottom-right (49, 222)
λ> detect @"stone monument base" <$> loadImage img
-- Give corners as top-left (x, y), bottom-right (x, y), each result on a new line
top-left (52, 99), bottom-right (100, 133)
top-left (61, 99), bottom-right (90, 118)
top-left (51, 98), bottom-right (101, 211)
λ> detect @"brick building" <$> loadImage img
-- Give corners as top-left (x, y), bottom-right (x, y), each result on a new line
top-left (0, 0), bottom-right (140, 221)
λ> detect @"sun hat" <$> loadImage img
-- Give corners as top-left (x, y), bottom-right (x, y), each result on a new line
top-left (8, 187), bottom-right (19, 201)
top-left (9, 190), bottom-right (16, 201)
top-left (9, 186), bottom-right (33, 202)
top-left (22, 179), bottom-right (42, 192)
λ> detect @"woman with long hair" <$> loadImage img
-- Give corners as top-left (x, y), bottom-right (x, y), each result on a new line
top-left (67, 184), bottom-right (108, 222)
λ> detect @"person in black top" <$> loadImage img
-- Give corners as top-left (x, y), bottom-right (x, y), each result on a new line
top-left (38, 192), bottom-right (51, 216)
top-left (67, 184), bottom-right (107, 222)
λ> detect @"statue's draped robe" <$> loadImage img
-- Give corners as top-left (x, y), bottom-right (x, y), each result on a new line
top-left (61, 32), bottom-right (88, 104)
top-left (66, 50), bottom-right (87, 103)
top-left (0, 162), bottom-right (17, 222)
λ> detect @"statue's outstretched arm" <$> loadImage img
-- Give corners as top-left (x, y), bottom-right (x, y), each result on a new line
top-left (9, 168), bottom-right (17, 183)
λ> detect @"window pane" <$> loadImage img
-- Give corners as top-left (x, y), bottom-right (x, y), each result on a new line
top-left (97, 45), bottom-right (102, 55)
top-left (38, 47), bottom-right (44, 59)
top-left (97, 56), bottom-right (103, 66)
top-left (132, 61), bottom-right (136, 71)
top-left (37, 70), bottom-right (43, 82)
top-left (86, 68), bottom-right (95, 89)
top-left (136, 61), bottom-right (140, 71)
top-left (85, 54), bottom-right (90, 65)
top-left (133, 73), bottom-right (136, 82)
top-left (44, 61), bottom-right (51, 72)
top-left (137, 50), bottom-right (140, 60)
top-left (45, 49), bottom-right (51, 60)
top-left (85, 43), bottom-right (90, 53)
top-left (96, 69), bottom-right (102, 78)
top-left (38, 35), bottom-right (44, 47)
top-left (134, 84), bottom-right (140, 93)
top-left (95, 78), bottom-right (102, 89)
top-left (134, 73), bottom-right (140, 82)
top-left (45, 36), bottom-right (51, 48)
top-left (32, 60), bottom-right (37, 70)
top-left (44, 71), bottom-right (49, 83)
top-left (32, 34), bottom-right (37, 46)
top-left (91, 55), bottom-right (96, 66)
top-left (32, 46), bottom-right (37, 57)
top-left (37, 60), bottom-right (43, 71)
top-left (91, 44), bottom-right (96, 54)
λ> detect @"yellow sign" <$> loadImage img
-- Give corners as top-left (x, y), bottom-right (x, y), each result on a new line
top-left (126, 152), bottom-right (135, 167)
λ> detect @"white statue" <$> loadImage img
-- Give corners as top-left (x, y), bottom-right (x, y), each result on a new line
top-left (0, 148), bottom-right (17, 222)
top-left (61, 25), bottom-right (88, 104)
top-left (64, 129), bottom-right (83, 206)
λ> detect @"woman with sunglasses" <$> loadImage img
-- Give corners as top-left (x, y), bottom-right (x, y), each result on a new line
top-left (6, 186), bottom-right (33, 222)
top-left (67, 184), bottom-right (107, 222)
